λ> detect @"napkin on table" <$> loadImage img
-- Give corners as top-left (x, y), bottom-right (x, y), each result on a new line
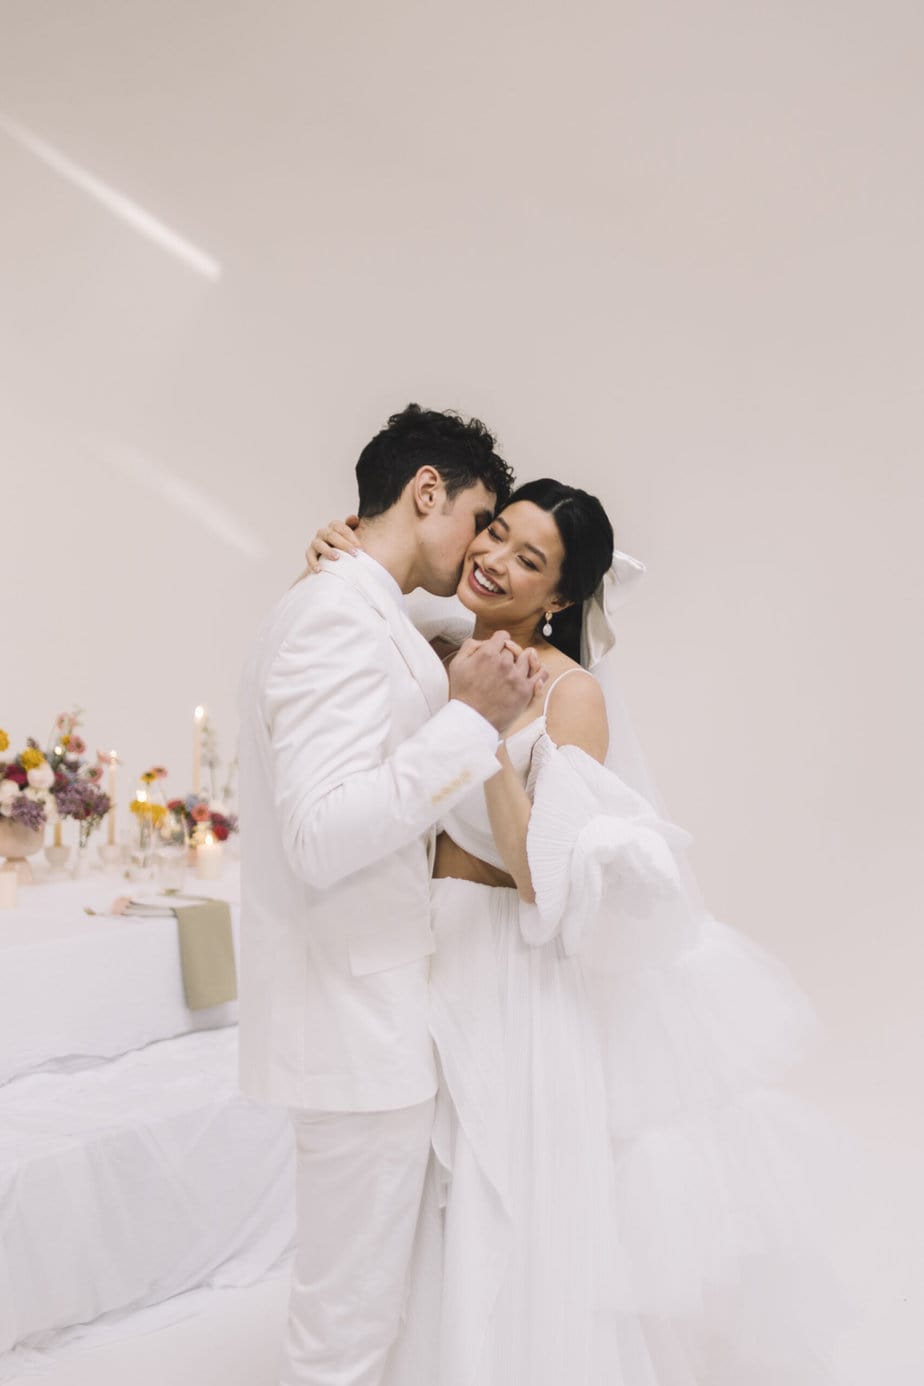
top-left (116, 893), bottom-right (238, 1010)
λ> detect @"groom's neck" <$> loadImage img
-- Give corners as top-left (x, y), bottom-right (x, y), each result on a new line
top-left (354, 513), bottom-right (420, 594)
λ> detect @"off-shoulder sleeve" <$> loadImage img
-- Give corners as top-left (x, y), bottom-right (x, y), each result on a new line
top-left (523, 736), bottom-right (693, 956)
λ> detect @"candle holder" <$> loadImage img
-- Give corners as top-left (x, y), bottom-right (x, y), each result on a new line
top-left (44, 843), bottom-right (72, 874)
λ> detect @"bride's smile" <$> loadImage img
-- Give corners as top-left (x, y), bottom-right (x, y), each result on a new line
top-left (468, 561), bottom-right (504, 596)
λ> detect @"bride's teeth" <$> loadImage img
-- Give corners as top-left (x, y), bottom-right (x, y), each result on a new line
top-left (474, 566), bottom-right (500, 593)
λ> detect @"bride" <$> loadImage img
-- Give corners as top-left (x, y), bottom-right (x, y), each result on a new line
top-left (306, 481), bottom-right (846, 1385)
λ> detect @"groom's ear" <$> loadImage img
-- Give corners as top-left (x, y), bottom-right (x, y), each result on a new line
top-left (410, 466), bottom-right (442, 515)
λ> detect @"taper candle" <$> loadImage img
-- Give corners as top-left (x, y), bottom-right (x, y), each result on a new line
top-left (193, 706), bottom-right (206, 796)
top-left (107, 750), bottom-right (118, 846)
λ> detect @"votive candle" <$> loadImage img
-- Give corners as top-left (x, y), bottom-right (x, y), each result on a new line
top-left (195, 834), bottom-right (222, 882)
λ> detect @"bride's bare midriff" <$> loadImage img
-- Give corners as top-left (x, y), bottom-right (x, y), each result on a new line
top-left (433, 832), bottom-right (516, 889)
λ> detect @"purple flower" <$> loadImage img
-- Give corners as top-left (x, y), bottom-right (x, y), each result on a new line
top-left (55, 780), bottom-right (111, 823)
top-left (10, 795), bottom-right (45, 831)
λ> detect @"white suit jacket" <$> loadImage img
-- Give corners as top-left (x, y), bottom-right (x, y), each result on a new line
top-left (237, 554), bottom-right (500, 1112)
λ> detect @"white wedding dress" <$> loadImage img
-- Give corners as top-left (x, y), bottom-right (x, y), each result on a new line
top-left (384, 669), bottom-right (848, 1386)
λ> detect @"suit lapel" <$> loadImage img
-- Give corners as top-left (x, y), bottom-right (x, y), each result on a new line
top-left (319, 557), bottom-right (448, 716)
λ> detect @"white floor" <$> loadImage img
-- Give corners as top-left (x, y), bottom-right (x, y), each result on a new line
top-left (3, 1234), bottom-right (921, 1386)
top-left (4, 1079), bottom-right (922, 1386)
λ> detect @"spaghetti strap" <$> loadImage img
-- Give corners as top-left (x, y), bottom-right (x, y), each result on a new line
top-left (541, 665), bottom-right (593, 717)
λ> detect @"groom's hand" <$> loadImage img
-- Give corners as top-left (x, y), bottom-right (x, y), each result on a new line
top-left (449, 631), bottom-right (548, 734)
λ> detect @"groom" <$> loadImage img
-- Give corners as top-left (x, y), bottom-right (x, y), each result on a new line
top-left (238, 404), bottom-right (545, 1385)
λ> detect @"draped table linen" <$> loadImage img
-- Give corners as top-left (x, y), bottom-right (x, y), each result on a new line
top-left (0, 865), bottom-right (240, 1088)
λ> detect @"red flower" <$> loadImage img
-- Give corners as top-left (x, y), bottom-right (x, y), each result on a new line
top-left (212, 822), bottom-right (229, 842)
top-left (167, 799), bottom-right (185, 813)
top-left (3, 765), bottom-right (27, 787)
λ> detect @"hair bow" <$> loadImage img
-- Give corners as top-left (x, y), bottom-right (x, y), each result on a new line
top-left (580, 549), bottom-right (646, 668)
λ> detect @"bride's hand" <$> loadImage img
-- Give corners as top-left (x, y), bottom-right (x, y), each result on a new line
top-left (305, 516), bottom-right (362, 572)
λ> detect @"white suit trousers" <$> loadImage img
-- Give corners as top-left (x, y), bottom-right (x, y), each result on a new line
top-left (279, 1099), bottom-right (435, 1386)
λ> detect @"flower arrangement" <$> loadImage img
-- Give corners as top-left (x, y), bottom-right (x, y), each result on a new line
top-left (47, 710), bottom-right (111, 840)
top-left (172, 715), bottom-right (238, 843)
top-left (129, 766), bottom-right (169, 828)
top-left (167, 796), bottom-right (238, 843)
top-left (0, 711), bottom-right (114, 877)
top-left (0, 730), bottom-right (59, 832)
top-left (198, 717), bottom-right (238, 817)
top-left (55, 779), bottom-right (112, 848)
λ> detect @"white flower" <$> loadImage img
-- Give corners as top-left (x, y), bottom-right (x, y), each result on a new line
top-left (0, 780), bottom-right (20, 809)
top-left (27, 763), bottom-right (55, 791)
top-left (24, 787), bottom-right (46, 804)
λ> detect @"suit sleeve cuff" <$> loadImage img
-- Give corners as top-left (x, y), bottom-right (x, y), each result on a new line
top-left (443, 698), bottom-right (500, 751)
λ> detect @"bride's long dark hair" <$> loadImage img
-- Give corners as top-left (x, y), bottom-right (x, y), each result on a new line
top-left (504, 479), bottom-right (614, 663)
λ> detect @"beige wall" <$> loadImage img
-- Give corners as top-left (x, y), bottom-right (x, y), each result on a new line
top-left (1, 0), bottom-right (921, 1141)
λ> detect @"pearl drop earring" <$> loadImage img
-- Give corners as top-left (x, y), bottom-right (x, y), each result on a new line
top-left (542, 611), bottom-right (553, 637)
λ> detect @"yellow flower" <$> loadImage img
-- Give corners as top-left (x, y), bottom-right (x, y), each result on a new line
top-left (0, 729), bottom-right (9, 754)
top-left (21, 748), bottom-right (45, 771)
top-left (61, 734), bottom-right (71, 748)
top-left (129, 798), bottom-right (147, 815)
top-left (141, 770), bottom-right (157, 784)
top-left (149, 803), bottom-right (167, 825)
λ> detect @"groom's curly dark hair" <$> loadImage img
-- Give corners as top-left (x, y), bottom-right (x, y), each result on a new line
top-left (355, 403), bottom-right (515, 519)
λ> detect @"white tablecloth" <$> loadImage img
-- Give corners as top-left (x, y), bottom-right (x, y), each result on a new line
top-left (0, 1027), bottom-right (294, 1367)
top-left (0, 863), bottom-right (240, 1088)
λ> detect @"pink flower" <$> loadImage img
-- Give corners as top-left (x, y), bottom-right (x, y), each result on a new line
top-left (68, 735), bottom-right (86, 755)
top-left (191, 803), bottom-right (210, 823)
